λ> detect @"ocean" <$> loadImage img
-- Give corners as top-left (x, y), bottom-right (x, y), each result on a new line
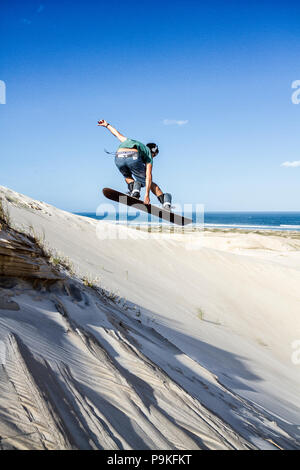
top-left (75, 211), bottom-right (300, 231)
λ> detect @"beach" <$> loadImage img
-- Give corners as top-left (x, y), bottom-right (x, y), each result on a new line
top-left (0, 185), bottom-right (299, 450)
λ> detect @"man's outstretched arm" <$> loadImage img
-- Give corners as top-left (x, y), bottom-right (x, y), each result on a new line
top-left (98, 119), bottom-right (127, 143)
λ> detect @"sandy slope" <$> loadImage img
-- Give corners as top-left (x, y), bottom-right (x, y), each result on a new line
top-left (0, 185), bottom-right (299, 450)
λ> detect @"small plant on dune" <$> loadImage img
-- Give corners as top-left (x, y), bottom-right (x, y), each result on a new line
top-left (49, 252), bottom-right (74, 274)
top-left (49, 256), bottom-right (60, 266)
top-left (106, 291), bottom-right (119, 303)
top-left (197, 308), bottom-right (205, 320)
top-left (5, 195), bottom-right (19, 205)
top-left (95, 285), bottom-right (119, 304)
top-left (0, 198), bottom-right (11, 227)
top-left (256, 338), bottom-right (268, 347)
top-left (82, 276), bottom-right (98, 288)
top-left (27, 223), bottom-right (47, 255)
top-left (83, 277), bottom-right (94, 288)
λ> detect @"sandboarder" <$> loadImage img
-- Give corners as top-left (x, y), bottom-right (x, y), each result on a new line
top-left (98, 119), bottom-right (172, 208)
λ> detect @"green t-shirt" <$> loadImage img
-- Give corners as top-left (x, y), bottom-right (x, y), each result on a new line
top-left (117, 138), bottom-right (153, 164)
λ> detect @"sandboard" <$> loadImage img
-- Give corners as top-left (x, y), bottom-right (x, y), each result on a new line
top-left (102, 188), bottom-right (193, 226)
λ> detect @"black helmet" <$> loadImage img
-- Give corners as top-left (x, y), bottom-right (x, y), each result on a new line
top-left (146, 143), bottom-right (159, 156)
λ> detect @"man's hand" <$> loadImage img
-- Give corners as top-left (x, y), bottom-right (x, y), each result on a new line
top-left (97, 120), bottom-right (127, 142)
top-left (98, 119), bottom-right (108, 127)
top-left (144, 194), bottom-right (150, 205)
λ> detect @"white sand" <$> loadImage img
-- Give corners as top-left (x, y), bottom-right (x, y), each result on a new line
top-left (0, 185), bottom-right (299, 450)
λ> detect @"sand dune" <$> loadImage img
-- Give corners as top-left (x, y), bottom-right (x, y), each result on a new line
top-left (0, 185), bottom-right (299, 450)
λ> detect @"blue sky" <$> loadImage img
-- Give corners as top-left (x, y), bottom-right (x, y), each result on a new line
top-left (1, 0), bottom-right (300, 211)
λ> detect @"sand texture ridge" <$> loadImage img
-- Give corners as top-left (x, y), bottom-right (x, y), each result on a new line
top-left (0, 185), bottom-right (299, 450)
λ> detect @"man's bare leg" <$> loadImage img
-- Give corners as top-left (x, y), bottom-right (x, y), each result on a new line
top-left (151, 182), bottom-right (163, 197)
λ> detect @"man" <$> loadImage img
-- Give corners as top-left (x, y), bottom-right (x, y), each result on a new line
top-left (98, 119), bottom-right (172, 208)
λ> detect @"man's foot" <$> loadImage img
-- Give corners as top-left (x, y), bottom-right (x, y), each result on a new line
top-left (131, 181), bottom-right (142, 199)
top-left (131, 190), bottom-right (140, 198)
top-left (157, 193), bottom-right (172, 210)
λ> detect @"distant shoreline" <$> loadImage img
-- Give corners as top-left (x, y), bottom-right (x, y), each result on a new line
top-left (75, 211), bottom-right (300, 233)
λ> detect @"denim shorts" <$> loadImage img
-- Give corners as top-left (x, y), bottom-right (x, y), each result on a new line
top-left (115, 151), bottom-right (146, 186)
